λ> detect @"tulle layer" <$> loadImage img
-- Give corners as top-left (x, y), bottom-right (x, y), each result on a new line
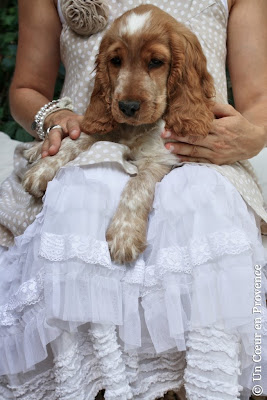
top-left (0, 164), bottom-right (267, 396)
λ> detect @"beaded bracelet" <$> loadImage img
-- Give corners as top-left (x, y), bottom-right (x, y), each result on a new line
top-left (32, 97), bottom-right (74, 140)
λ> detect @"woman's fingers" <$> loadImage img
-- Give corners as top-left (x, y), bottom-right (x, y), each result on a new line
top-left (47, 128), bottom-right (65, 156)
top-left (162, 100), bottom-right (266, 164)
top-left (165, 141), bottom-right (215, 162)
top-left (42, 127), bottom-right (64, 157)
top-left (67, 116), bottom-right (83, 139)
top-left (41, 113), bottom-right (84, 158)
top-left (162, 129), bottom-right (218, 149)
top-left (41, 138), bottom-right (50, 158)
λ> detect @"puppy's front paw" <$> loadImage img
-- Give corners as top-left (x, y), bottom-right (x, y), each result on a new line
top-left (24, 143), bottom-right (42, 163)
top-left (106, 220), bottom-right (147, 264)
top-left (22, 161), bottom-right (56, 197)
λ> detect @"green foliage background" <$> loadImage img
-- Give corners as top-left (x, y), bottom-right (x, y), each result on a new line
top-left (0, 0), bottom-right (64, 142)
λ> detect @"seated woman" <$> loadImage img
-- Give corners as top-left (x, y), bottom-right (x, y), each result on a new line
top-left (0, 0), bottom-right (267, 399)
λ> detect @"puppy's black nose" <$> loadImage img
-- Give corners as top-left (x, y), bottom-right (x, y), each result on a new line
top-left (118, 100), bottom-right (140, 117)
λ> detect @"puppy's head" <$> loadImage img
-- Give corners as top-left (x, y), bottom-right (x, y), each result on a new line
top-left (81, 4), bottom-right (215, 137)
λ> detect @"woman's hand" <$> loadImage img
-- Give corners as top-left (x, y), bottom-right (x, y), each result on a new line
top-left (162, 103), bottom-right (267, 165)
top-left (42, 110), bottom-right (84, 158)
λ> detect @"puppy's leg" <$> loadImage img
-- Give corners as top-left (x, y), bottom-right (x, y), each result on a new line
top-left (22, 134), bottom-right (95, 197)
top-left (106, 161), bottom-right (171, 264)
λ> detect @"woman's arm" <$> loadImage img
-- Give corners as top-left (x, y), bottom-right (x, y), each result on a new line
top-left (9, 0), bottom-right (62, 136)
top-left (162, 0), bottom-right (267, 164)
top-left (9, 0), bottom-right (82, 157)
top-left (227, 0), bottom-right (267, 129)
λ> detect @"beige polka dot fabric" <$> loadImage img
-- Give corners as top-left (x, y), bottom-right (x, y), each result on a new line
top-left (0, 0), bottom-right (266, 247)
top-left (0, 143), bottom-right (43, 247)
top-left (65, 141), bottom-right (138, 175)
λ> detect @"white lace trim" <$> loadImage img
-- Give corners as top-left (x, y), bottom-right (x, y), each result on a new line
top-left (0, 228), bottom-right (255, 330)
top-left (122, 259), bottom-right (145, 285)
top-left (39, 232), bottom-right (112, 266)
top-left (158, 228), bottom-right (251, 272)
top-left (39, 228), bottom-right (252, 288)
top-left (0, 270), bottom-right (44, 326)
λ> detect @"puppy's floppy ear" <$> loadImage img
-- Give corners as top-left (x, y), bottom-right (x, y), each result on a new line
top-left (81, 38), bottom-right (118, 135)
top-left (164, 28), bottom-right (215, 138)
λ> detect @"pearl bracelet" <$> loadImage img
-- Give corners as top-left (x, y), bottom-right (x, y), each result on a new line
top-left (32, 97), bottom-right (74, 140)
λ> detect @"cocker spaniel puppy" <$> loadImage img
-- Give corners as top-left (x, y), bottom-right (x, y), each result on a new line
top-left (23, 4), bottom-right (215, 263)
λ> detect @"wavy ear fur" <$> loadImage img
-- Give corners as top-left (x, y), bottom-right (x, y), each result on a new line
top-left (164, 29), bottom-right (215, 138)
top-left (81, 39), bottom-right (118, 135)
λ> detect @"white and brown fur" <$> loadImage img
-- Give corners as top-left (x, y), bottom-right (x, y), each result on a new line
top-left (23, 4), bottom-right (215, 264)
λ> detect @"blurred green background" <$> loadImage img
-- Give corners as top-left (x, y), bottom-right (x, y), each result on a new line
top-left (0, 0), bottom-right (64, 142)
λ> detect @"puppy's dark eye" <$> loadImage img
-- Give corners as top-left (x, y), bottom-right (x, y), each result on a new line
top-left (110, 56), bottom-right (121, 67)
top-left (148, 59), bottom-right (164, 69)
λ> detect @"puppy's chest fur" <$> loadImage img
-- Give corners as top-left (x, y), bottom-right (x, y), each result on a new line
top-left (92, 119), bottom-right (179, 168)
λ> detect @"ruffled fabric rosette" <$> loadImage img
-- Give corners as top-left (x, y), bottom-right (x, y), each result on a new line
top-left (60, 0), bottom-right (109, 35)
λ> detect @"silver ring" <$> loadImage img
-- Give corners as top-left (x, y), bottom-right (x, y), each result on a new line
top-left (46, 124), bottom-right (63, 135)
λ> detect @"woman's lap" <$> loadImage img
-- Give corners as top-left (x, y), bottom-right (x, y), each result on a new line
top-left (35, 162), bottom-right (265, 346)
top-left (0, 162), bottom-right (266, 397)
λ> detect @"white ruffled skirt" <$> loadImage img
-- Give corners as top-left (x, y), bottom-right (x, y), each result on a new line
top-left (0, 163), bottom-right (267, 400)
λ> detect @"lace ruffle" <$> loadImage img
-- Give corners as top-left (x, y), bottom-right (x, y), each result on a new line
top-left (0, 270), bottom-right (44, 326)
top-left (40, 232), bottom-right (111, 266)
top-left (156, 228), bottom-right (251, 273)
top-left (0, 226), bottom-right (260, 375)
top-left (184, 325), bottom-right (242, 400)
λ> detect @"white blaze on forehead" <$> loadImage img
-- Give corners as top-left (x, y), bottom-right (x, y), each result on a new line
top-left (120, 11), bottom-right (151, 36)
